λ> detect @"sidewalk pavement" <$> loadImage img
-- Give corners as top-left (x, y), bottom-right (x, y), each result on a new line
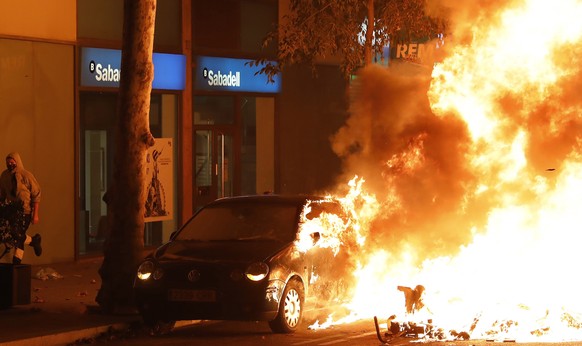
top-left (0, 257), bottom-right (328, 345)
top-left (0, 257), bottom-right (143, 346)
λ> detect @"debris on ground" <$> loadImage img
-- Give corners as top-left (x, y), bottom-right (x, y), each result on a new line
top-left (374, 284), bottom-right (472, 344)
top-left (34, 267), bottom-right (64, 280)
top-left (68, 322), bottom-right (147, 345)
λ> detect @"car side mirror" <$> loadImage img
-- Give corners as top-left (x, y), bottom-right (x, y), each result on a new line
top-left (311, 232), bottom-right (321, 245)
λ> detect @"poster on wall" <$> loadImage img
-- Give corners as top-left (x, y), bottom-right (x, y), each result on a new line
top-left (145, 138), bottom-right (173, 222)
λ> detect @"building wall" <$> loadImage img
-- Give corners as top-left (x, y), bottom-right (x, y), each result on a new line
top-left (278, 64), bottom-right (349, 195)
top-left (275, 0), bottom-right (349, 196)
top-left (0, 39), bottom-right (75, 265)
top-left (256, 97), bottom-right (275, 194)
top-left (0, 1), bottom-right (76, 264)
top-left (0, 0), bottom-right (76, 42)
top-left (77, 0), bottom-right (181, 50)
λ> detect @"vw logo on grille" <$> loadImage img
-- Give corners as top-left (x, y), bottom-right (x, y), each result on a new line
top-left (187, 269), bottom-right (200, 282)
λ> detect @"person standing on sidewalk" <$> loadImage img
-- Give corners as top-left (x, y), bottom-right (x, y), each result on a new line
top-left (0, 152), bottom-right (42, 264)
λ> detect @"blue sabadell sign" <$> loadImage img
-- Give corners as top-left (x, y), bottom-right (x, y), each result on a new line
top-left (194, 56), bottom-right (281, 93)
top-left (80, 47), bottom-right (186, 90)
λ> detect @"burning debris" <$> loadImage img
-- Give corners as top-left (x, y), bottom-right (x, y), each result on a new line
top-left (373, 315), bottom-right (470, 343)
top-left (374, 285), bottom-right (433, 343)
top-left (373, 285), bottom-right (475, 343)
top-left (397, 285), bottom-right (425, 314)
top-left (374, 315), bottom-right (432, 343)
top-left (304, 0), bottom-right (582, 342)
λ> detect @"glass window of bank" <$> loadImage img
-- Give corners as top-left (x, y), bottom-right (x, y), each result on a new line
top-left (192, 0), bottom-right (278, 211)
top-left (77, 0), bottom-right (181, 256)
top-left (79, 92), bottom-right (179, 256)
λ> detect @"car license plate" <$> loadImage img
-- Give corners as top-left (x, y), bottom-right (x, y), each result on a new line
top-left (168, 289), bottom-right (216, 302)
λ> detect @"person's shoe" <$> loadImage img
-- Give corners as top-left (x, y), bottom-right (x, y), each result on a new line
top-left (12, 256), bottom-right (21, 264)
top-left (30, 233), bottom-right (42, 256)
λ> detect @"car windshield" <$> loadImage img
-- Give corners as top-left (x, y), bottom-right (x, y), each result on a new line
top-left (174, 201), bottom-right (301, 242)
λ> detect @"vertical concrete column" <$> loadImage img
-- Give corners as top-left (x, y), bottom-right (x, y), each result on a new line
top-left (180, 0), bottom-right (193, 225)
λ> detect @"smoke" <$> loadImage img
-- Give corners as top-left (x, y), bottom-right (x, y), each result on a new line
top-left (329, 62), bottom-right (477, 261)
top-left (523, 45), bottom-right (582, 172)
top-left (426, 0), bottom-right (518, 44)
top-left (329, 0), bottom-right (582, 264)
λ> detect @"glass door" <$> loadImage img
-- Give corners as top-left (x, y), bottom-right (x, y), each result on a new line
top-left (82, 130), bottom-right (108, 253)
top-left (193, 94), bottom-right (275, 211)
top-left (217, 132), bottom-right (234, 198)
top-left (193, 95), bottom-right (236, 211)
top-left (194, 129), bottom-right (234, 211)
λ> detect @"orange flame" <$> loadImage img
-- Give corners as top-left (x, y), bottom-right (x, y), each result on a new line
top-left (311, 0), bottom-right (582, 342)
top-left (296, 177), bottom-right (377, 254)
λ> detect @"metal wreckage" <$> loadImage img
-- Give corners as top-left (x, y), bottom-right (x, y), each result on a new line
top-left (373, 284), bottom-right (472, 344)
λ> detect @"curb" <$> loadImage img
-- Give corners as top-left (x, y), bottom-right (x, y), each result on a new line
top-left (0, 321), bottom-right (135, 346)
top-left (0, 320), bottom-right (202, 346)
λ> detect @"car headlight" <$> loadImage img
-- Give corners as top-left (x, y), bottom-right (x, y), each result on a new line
top-left (136, 260), bottom-right (164, 281)
top-left (245, 262), bottom-right (269, 282)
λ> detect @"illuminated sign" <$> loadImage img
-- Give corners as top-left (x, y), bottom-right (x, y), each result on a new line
top-left (80, 47), bottom-right (186, 90)
top-left (390, 36), bottom-right (445, 66)
top-left (195, 56), bottom-right (281, 93)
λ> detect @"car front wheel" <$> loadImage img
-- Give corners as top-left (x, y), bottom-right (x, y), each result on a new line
top-left (269, 279), bottom-right (304, 333)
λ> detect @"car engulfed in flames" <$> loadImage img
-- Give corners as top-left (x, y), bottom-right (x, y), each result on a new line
top-left (133, 194), bottom-right (357, 335)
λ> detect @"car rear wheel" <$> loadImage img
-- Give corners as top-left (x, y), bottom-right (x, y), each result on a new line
top-left (269, 279), bottom-right (304, 333)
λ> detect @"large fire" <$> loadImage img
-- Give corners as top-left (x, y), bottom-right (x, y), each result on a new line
top-left (299, 0), bottom-right (582, 342)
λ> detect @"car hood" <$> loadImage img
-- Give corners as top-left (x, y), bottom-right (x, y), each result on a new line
top-left (152, 239), bottom-right (293, 263)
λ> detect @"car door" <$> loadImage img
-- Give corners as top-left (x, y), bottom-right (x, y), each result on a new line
top-left (300, 201), bottom-right (354, 305)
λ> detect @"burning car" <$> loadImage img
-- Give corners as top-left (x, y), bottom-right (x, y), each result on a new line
top-left (133, 194), bottom-right (355, 335)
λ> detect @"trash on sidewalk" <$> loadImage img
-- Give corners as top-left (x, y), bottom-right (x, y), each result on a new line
top-left (34, 267), bottom-right (64, 280)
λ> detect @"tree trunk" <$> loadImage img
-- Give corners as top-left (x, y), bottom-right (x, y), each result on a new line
top-left (364, 0), bottom-right (375, 65)
top-left (96, 0), bottom-right (157, 314)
